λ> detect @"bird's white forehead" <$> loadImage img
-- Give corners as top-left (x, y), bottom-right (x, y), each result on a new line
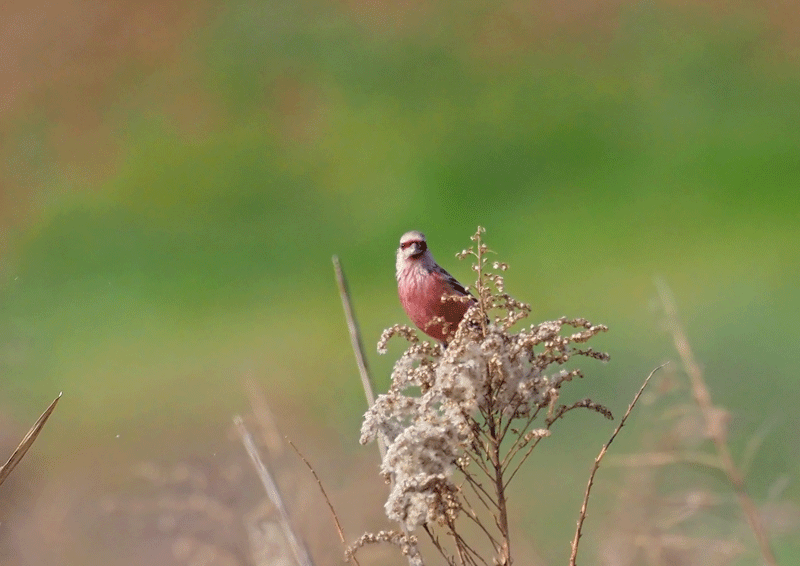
top-left (399, 230), bottom-right (426, 245)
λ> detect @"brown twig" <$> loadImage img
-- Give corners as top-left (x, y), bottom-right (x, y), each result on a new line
top-left (233, 416), bottom-right (314, 566)
top-left (423, 524), bottom-right (456, 565)
top-left (502, 434), bottom-right (547, 490)
top-left (486, 414), bottom-right (512, 565)
top-left (287, 439), bottom-right (359, 566)
top-left (456, 491), bottom-right (501, 549)
top-left (656, 278), bottom-right (778, 566)
top-left (569, 364), bottom-right (665, 566)
top-left (447, 521), bottom-right (485, 566)
top-left (500, 406), bottom-right (542, 470)
top-left (457, 466), bottom-right (499, 512)
top-left (0, 392), bottom-right (62, 487)
top-left (503, 397), bottom-right (612, 491)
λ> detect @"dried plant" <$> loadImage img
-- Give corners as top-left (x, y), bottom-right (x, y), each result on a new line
top-left (100, 383), bottom-right (327, 566)
top-left (598, 281), bottom-right (798, 566)
top-left (0, 392), bottom-right (61, 487)
top-left (355, 227), bottom-right (613, 566)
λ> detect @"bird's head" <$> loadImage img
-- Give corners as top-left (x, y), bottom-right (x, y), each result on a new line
top-left (397, 230), bottom-right (428, 262)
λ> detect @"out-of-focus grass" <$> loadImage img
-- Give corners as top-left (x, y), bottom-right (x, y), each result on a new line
top-left (1, 0), bottom-right (799, 563)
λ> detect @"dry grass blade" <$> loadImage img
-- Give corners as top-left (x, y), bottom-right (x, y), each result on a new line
top-left (569, 365), bottom-right (665, 566)
top-left (332, 257), bottom-right (376, 405)
top-left (333, 255), bottom-right (386, 462)
top-left (0, 392), bottom-right (62, 488)
top-left (233, 415), bottom-right (315, 566)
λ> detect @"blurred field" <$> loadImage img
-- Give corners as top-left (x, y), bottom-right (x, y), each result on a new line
top-left (1, 0), bottom-right (799, 564)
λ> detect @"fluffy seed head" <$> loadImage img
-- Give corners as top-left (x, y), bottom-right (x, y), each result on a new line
top-left (364, 227), bottom-right (613, 542)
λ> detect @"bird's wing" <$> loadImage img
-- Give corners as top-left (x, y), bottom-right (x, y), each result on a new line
top-left (432, 264), bottom-right (472, 297)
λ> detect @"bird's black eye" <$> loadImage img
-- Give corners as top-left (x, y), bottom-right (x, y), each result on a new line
top-left (401, 242), bottom-right (411, 249)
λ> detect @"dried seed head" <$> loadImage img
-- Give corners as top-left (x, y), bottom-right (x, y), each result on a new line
top-left (364, 228), bottom-right (610, 531)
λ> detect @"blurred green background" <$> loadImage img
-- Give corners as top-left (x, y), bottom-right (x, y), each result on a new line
top-left (1, 0), bottom-right (799, 564)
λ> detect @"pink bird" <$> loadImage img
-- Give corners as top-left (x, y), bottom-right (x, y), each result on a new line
top-left (396, 230), bottom-right (475, 344)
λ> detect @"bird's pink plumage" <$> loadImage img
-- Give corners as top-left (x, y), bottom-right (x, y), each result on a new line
top-left (397, 263), bottom-right (472, 343)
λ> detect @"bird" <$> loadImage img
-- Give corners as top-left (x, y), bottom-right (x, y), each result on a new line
top-left (396, 230), bottom-right (475, 344)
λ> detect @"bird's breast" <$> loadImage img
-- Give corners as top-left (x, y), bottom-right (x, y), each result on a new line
top-left (397, 266), bottom-right (469, 330)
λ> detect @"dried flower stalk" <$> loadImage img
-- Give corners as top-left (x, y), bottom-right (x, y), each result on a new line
top-left (359, 227), bottom-right (612, 565)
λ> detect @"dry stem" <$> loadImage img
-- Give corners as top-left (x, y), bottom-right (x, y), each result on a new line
top-left (333, 255), bottom-right (386, 461)
top-left (287, 439), bottom-right (359, 566)
top-left (332, 257), bottom-right (375, 405)
top-left (0, 392), bottom-right (62, 487)
top-left (569, 364), bottom-right (665, 566)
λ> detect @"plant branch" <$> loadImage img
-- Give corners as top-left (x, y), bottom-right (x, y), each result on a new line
top-left (501, 406), bottom-right (543, 472)
top-left (486, 416), bottom-right (511, 565)
top-left (287, 439), bottom-right (359, 565)
top-left (458, 465), bottom-right (499, 511)
top-left (503, 436), bottom-right (547, 491)
top-left (447, 522), bottom-right (487, 566)
top-left (424, 524), bottom-right (455, 566)
top-left (569, 364), bottom-right (664, 566)
top-left (463, 446), bottom-right (494, 481)
top-left (456, 492), bottom-right (501, 549)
